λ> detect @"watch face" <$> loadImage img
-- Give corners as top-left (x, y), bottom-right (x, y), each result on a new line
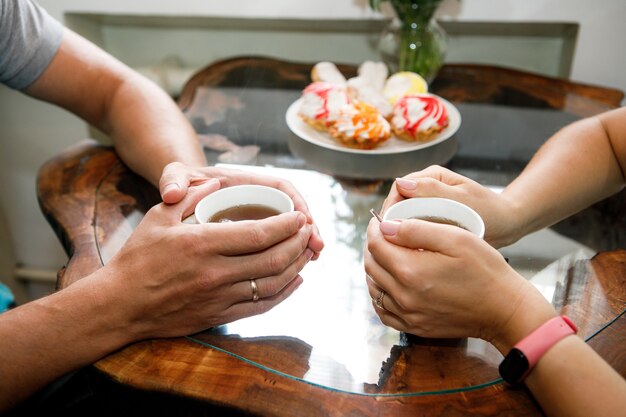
top-left (499, 348), bottom-right (530, 385)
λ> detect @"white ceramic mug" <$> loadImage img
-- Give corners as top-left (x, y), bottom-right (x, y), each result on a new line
top-left (193, 184), bottom-right (294, 224)
top-left (383, 197), bottom-right (485, 238)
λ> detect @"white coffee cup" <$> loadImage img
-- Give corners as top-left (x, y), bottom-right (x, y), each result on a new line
top-left (382, 197), bottom-right (485, 238)
top-left (194, 185), bottom-right (294, 224)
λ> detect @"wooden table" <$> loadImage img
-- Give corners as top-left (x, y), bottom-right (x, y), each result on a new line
top-left (38, 58), bottom-right (626, 416)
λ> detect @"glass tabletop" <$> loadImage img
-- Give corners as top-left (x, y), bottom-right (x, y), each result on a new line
top-left (95, 80), bottom-right (624, 396)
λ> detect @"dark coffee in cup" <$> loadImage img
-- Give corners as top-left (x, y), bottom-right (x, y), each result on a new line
top-left (412, 215), bottom-right (468, 231)
top-left (209, 204), bottom-right (281, 223)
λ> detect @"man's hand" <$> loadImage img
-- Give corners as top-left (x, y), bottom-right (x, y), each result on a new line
top-left (159, 162), bottom-right (324, 259)
top-left (102, 178), bottom-right (315, 338)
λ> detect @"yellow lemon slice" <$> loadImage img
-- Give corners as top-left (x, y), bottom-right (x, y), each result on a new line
top-left (383, 71), bottom-right (428, 104)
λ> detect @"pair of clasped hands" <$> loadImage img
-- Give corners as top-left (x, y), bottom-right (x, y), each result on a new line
top-left (112, 160), bottom-right (549, 353)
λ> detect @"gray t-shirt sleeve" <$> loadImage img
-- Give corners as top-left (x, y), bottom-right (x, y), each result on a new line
top-left (0, 0), bottom-right (64, 90)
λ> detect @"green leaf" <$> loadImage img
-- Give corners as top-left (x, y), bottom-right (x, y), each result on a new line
top-left (369, 0), bottom-right (386, 11)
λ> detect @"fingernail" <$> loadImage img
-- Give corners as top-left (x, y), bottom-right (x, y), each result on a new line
top-left (396, 178), bottom-right (417, 190)
top-left (296, 212), bottom-right (307, 228)
top-left (295, 275), bottom-right (304, 289)
top-left (162, 183), bottom-right (180, 194)
top-left (380, 220), bottom-right (401, 236)
top-left (304, 248), bottom-right (314, 260)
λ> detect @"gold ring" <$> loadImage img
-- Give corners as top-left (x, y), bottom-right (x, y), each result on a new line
top-left (250, 279), bottom-right (259, 302)
top-left (375, 290), bottom-right (386, 310)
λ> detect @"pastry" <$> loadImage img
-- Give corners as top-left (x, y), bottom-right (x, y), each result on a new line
top-left (346, 61), bottom-right (392, 118)
top-left (311, 61), bottom-right (347, 86)
top-left (329, 101), bottom-right (391, 150)
top-left (347, 61), bottom-right (388, 92)
top-left (298, 81), bottom-right (352, 131)
top-left (383, 71), bottom-right (428, 104)
top-left (346, 84), bottom-right (393, 119)
top-left (391, 94), bottom-right (449, 142)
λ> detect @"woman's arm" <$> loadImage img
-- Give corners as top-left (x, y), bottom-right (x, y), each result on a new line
top-left (384, 107), bottom-right (626, 247)
top-left (500, 106), bottom-right (626, 241)
top-left (365, 218), bottom-right (626, 417)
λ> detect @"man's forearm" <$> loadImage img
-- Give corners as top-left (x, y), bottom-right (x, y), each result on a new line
top-left (102, 72), bottom-right (207, 187)
top-left (24, 28), bottom-right (207, 189)
top-left (0, 272), bottom-right (133, 411)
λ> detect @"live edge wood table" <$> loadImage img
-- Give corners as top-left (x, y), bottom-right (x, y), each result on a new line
top-left (38, 58), bottom-right (626, 416)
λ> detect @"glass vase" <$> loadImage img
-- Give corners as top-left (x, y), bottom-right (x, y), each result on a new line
top-left (378, 0), bottom-right (448, 83)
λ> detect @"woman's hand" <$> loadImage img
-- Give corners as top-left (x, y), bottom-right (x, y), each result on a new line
top-left (99, 178), bottom-right (315, 340)
top-left (158, 162), bottom-right (324, 259)
top-left (382, 165), bottom-right (521, 248)
top-left (364, 217), bottom-right (556, 350)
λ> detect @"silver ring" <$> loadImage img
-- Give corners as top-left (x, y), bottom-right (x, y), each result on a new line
top-left (375, 290), bottom-right (386, 310)
top-left (250, 279), bottom-right (259, 302)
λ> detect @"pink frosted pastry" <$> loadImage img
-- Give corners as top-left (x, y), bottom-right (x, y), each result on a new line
top-left (298, 81), bottom-right (352, 131)
top-left (391, 94), bottom-right (449, 142)
top-left (329, 101), bottom-right (391, 150)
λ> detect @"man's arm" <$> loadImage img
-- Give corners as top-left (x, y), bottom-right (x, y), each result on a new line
top-left (23, 27), bottom-right (207, 186)
top-left (0, 180), bottom-right (313, 411)
top-left (0, 273), bottom-right (136, 411)
top-left (20, 26), bottom-right (324, 252)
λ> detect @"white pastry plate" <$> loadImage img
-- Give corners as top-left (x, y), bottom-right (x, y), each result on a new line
top-left (285, 95), bottom-right (461, 155)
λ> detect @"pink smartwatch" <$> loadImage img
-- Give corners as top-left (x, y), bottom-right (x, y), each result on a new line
top-left (499, 315), bottom-right (577, 385)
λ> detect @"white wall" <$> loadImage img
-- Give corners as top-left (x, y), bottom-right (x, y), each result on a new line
top-left (437, 0), bottom-right (626, 102)
top-left (35, 0), bottom-right (625, 95)
top-left (0, 0), bottom-right (624, 300)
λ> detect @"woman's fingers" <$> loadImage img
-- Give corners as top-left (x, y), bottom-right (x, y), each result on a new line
top-left (395, 176), bottom-right (459, 200)
top-left (377, 217), bottom-right (476, 255)
top-left (380, 165), bottom-right (476, 213)
top-left (401, 165), bottom-right (468, 187)
top-left (366, 274), bottom-right (402, 316)
top-left (365, 219), bottom-right (436, 287)
top-left (371, 305), bottom-right (411, 334)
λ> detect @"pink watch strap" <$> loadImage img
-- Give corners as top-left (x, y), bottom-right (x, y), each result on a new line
top-left (516, 315), bottom-right (578, 369)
